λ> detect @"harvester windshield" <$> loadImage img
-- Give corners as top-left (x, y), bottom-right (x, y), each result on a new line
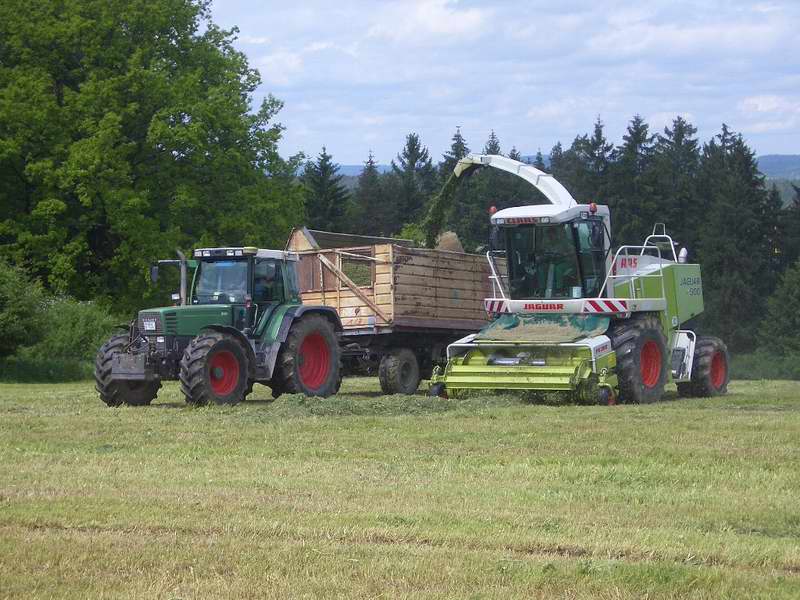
top-left (194, 260), bottom-right (248, 304)
top-left (506, 221), bottom-right (605, 300)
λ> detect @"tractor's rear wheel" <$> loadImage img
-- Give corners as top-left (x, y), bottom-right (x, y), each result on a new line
top-left (677, 336), bottom-right (730, 397)
top-left (611, 314), bottom-right (668, 404)
top-left (276, 315), bottom-right (340, 397)
top-left (94, 334), bottom-right (161, 407)
top-left (180, 332), bottom-right (249, 405)
top-left (378, 348), bottom-right (421, 395)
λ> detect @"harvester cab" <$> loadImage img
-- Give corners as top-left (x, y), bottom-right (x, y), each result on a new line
top-left (95, 246), bottom-right (343, 407)
top-left (430, 155), bottom-right (730, 404)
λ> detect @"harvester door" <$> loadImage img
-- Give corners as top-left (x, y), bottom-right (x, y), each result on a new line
top-left (575, 221), bottom-right (606, 298)
top-left (671, 330), bottom-right (696, 382)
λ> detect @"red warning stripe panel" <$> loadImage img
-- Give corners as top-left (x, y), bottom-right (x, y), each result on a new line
top-left (583, 299), bottom-right (630, 313)
top-left (484, 299), bottom-right (509, 314)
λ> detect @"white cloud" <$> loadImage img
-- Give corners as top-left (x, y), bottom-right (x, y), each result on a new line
top-left (367, 0), bottom-right (490, 44)
top-left (257, 50), bottom-right (304, 86)
top-left (239, 35), bottom-right (270, 44)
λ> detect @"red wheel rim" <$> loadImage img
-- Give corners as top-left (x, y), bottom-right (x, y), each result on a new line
top-left (209, 350), bottom-right (240, 396)
top-left (299, 333), bottom-right (331, 390)
top-left (640, 340), bottom-right (662, 388)
top-left (710, 351), bottom-right (726, 389)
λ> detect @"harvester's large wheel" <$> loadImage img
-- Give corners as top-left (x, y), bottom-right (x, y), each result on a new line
top-left (180, 332), bottom-right (249, 405)
top-left (276, 315), bottom-right (340, 397)
top-left (378, 348), bottom-right (421, 395)
top-left (611, 314), bottom-right (668, 404)
top-left (677, 336), bottom-right (730, 397)
top-left (94, 334), bottom-right (161, 407)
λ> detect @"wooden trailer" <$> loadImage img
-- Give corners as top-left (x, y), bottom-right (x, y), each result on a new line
top-left (286, 227), bottom-right (492, 394)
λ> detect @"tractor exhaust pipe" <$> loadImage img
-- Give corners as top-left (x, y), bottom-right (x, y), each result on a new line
top-left (176, 249), bottom-right (188, 306)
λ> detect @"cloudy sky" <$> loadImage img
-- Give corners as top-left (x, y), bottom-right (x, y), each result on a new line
top-left (211, 0), bottom-right (800, 164)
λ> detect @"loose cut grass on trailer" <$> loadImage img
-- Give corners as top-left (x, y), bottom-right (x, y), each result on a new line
top-left (1, 379), bottom-right (799, 598)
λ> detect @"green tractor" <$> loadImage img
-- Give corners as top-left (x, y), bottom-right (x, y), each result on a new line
top-left (429, 154), bottom-right (730, 404)
top-left (95, 247), bottom-right (342, 406)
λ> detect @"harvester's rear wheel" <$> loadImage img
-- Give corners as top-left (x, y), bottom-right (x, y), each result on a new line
top-left (180, 332), bottom-right (249, 405)
top-left (276, 315), bottom-right (341, 397)
top-left (611, 314), bottom-right (668, 404)
top-left (95, 334), bottom-right (161, 407)
top-left (378, 348), bottom-right (421, 395)
top-left (677, 336), bottom-right (730, 397)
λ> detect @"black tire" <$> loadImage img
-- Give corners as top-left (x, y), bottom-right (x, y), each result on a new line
top-left (610, 314), bottom-right (669, 404)
top-left (94, 334), bottom-right (160, 407)
top-left (378, 348), bottom-right (421, 395)
top-left (179, 332), bottom-right (249, 405)
top-left (275, 315), bottom-right (340, 397)
top-left (677, 336), bottom-right (730, 397)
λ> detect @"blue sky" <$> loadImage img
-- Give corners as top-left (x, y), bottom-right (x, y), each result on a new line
top-left (210, 0), bottom-right (800, 164)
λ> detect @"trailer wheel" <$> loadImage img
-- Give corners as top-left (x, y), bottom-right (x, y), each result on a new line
top-left (611, 314), bottom-right (668, 404)
top-left (276, 315), bottom-right (341, 397)
top-left (95, 334), bottom-right (161, 407)
top-left (677, 336), bottom-right (729, 397)
top-left (378, 348), bottom-right (421, 395)
top-left (180, 332), bottom-right (249, 405)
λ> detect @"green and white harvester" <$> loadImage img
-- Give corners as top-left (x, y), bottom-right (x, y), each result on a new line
top-left (430, 155), bottom-right (729, 404)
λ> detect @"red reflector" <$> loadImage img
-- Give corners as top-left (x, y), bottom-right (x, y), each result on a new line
top-left (489, 205), bottom-right (498, 215)
top-left (589, 202), bottom-right (598, 214)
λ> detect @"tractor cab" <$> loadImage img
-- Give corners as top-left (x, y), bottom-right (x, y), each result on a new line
top-left (489, 203), bottom-right (612, 301)
top-left (189, 247), bottom-right (301, 308)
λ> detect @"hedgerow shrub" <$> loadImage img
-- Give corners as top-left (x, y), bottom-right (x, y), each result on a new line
top-left (0, 260), bottom-right (45, 357)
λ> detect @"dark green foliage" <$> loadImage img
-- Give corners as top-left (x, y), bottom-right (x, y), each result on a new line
top-left (778, 184), bottom-right (800, 268)
top-left (348, 151), bottom-right (391, 235)
top-left (302, 147), bottom-right (349, 231)
top-left (0, 260), bottom-right (45, 357)
top-left (0, 0), bottom-right (303, 315)
top-left (695, 125), bottom-right (777, 351)
top-left (483, 130), bottom-right (502, 155)
top-left (533, 150), bottom-right (547, 171)
top-left (759, 260), bottom-right (800, 355)
top-left (439, 126), bottom-right (469, 177)
top-left (390, 133), bottom-right (437, 223)
top-left (21, 297), bottom-right (119, 362)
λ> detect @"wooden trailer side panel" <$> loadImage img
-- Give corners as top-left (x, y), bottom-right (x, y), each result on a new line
top-left (390, 245), bottom-right (490, 329)
top-left (298, 244), bottom-right (395, 329)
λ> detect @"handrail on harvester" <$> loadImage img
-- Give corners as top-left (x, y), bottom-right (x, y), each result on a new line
top-left (598, 244), bottom-right (667, 304)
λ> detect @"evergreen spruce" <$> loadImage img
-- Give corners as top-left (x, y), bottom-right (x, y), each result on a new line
top-left (302, 147), bottom-right (350, 231)
top-left (483, 130), bottom-right (502, 155)
top-left (390, 133), bottom-right (437, 224)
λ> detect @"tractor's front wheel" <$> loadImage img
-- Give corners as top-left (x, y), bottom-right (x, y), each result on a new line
top-left (611, 314), bottom-right (669, 404)
top-left (276, 315), bottom-right (340, 397)
top-left (677, 336), bottom-right (730, 397)
top-left (180, 332), bottom-right (250, 405)
top-left (94, 334), bottom-right (161, 407)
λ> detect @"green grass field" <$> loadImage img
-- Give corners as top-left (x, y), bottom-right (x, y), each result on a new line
top-left (1, 379), bottom-right (799, 598)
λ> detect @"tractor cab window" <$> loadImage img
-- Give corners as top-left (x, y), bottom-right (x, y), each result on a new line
top-left (506, 224), bottom-right (581, 300)
top-left (194, 260), bottom-right (248, 304)
top-left (253, 259), bottom-right (284, 303)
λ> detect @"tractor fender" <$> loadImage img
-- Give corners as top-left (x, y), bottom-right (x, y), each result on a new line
top-left (200, 325), bottom-right (257, 378)
top-left (275, 306), bottom-right (343, 343)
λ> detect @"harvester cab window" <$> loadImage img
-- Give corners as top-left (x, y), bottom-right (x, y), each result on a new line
top-left (194, 260), bottom-right (248, 304)
top-left (507, 224), bottom-right (581, 300)
top-left (574, 221), bottom-right (606, 297)
top-left (253, 259), bottom-right (284, 304)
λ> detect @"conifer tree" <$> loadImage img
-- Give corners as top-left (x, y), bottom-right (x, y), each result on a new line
top-left (348, 151), bottom-right (388, 234)
top-left (696, 125), bottom-right (776, 350)
top-left (440, 126), bottom-right (470, 176)
top-left (508, 146), bottom-right (522, 161)
top-left (608, 115), bottom-right (655, 243)
top-left (390, 133), bottom-right (437, 223)
top-left (533, 150), bottom-right (547, 171)
top-left (651, 116), bottom-right (701, 252)
top-left (483, 130), bottom-right (502, 155)
top-left (302, 147), bottom-right (349, 231)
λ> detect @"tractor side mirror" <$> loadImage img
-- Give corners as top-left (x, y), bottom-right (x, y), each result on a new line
top-left (149, 265), bottom-right (159, 283)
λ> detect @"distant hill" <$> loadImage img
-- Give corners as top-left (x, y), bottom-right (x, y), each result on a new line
top-left (338, 164), bottom-right (391, 177)
top-left (757, 155), bottom-right (800, 179)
